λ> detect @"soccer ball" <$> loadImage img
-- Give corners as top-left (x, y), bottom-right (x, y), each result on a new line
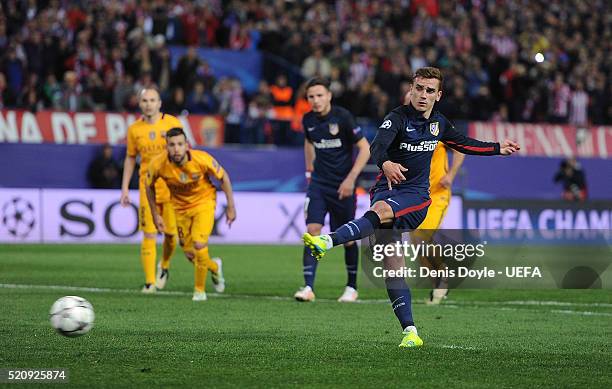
top-left (49, 296), bottom-right (95, 337)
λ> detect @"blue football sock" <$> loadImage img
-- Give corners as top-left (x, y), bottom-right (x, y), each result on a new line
top-left (330, 211), bottom-right (381, 246)
top-left (344, 243), bottom-right (359, 289)
top-left (385, 277), bottom-right (414, 329)
top-left (302, 246), bottom-right (318, 289)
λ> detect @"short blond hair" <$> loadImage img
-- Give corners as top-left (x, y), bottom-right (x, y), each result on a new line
top-left (413, 67), bottom-right (443, 90)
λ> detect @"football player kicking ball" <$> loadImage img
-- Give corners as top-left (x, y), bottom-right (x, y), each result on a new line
top-left (303, 67), bottom-right (520, 347)
top-left (294, 77), bottom-right (370, 303)
top-left (120, 87), bottom-right (181, 293)
top-left (146, 127), bottom-right (237, 301)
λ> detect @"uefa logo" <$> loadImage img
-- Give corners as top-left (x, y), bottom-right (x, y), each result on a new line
top-left (1, 197), bottom-right (36, 238)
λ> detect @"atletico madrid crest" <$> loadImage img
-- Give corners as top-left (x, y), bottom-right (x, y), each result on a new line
top-left (149, 131), bottom-right (156, 140)
top-left (429, 122), bottom-right (439, 136)
top-left (329, 123), bottom-right (339, 136)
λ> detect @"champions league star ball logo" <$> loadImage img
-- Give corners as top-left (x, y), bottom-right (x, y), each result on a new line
top-left (2, 197), bottom-right (36, 238)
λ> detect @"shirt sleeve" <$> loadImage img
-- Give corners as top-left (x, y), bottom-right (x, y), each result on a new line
top-left (441, 122), bottom-right (500, 155)
top-left (170, 115), bottom-right (182, 128)
top-left (303, 116), bottom-right (312, 142)
top-left (370, 112), bottom-right (401, 168)
top-left (343, 110), bottom-right (364, 144)
top-left (201, 153), bottom-right (225, 181)
top-left (126, 125), bottom-right (137, 157)
top-left (145, 158), bottom-right (160, 187)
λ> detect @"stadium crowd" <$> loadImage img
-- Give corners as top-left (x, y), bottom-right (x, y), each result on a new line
top-left (0, 0), bottom-right (610, 144)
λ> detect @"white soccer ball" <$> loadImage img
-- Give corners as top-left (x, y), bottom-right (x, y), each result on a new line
top-left (49, 296), bottom-right (95, 337)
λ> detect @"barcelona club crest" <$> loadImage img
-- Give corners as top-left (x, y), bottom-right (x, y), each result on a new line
top-left (179, 172), bottom-right (188, 183)
top-left (149, 131), bottom-right (156, 140)
top-left (329, 123), bottom-right (339, 136)
top-left (429, 122), bottom-right (439, 136)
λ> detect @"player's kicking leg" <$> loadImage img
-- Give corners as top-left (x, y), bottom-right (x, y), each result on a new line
top-left (303, 194), bottom-right (429, 347)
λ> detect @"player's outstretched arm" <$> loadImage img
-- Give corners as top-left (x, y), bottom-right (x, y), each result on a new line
top-left (441, 126), bottom-right (507, 156)
top-left (220, 172), bottom-right (237, 227)
top-left (120, 155), bottom-right (136, 206)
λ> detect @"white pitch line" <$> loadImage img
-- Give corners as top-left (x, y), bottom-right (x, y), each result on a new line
top-left (0, 283), bottom-right (611, 316)
top-left (550, 310), bottom-right (612, 317)
top-left (440, 344), bottom-right (479, 351)
top-left (495, 300), bottom-right (612, 308)
top-left (443, 299), bottom-right (612, 308)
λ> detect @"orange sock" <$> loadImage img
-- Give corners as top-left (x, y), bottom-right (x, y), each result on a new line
top-left (161, 235), bottom-right (176, 270)
top-left (141, 237), bottom-right (156, 285)
top-left (193, 246), bottom-right (218, 291)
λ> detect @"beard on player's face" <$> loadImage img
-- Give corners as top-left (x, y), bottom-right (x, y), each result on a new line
top-left (170, 150), bottom-right (185, 163)
top-left (168, 145), bottom-right (187, 163)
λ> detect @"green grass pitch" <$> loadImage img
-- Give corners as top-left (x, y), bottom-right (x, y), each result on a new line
top-left (1, 244), bottom-right (611, 388)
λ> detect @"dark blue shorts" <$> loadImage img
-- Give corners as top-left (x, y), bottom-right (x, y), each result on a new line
top-left (305, 184), bottom-right (356, 230)
top-left (370, 187), bottom-right (431, 230)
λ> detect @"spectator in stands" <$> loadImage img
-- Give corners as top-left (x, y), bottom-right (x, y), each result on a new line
top-left (173, 47), bottom-right (200, 93)
top-left (0, 72), bottom-right (16, 108)
top-left (244, 81), bottom-right (274, 144)
top-left (2, 46), bottom-right (24, 97)
top-left (59, 71), bottom-right (93, 112)
top-left (186, 81), bottom-right (217, 114)
top-left (196, 60), bottom-right (216, 92)
top-left (301, 47), bottom-right (331, 79)
top-left (87, 144), bottom-right (121, 189)
top-left (88, 73), bottom-right (111, 111)
top-left (553, 157), bottom-right (588, 202)
top-left (269, 74), bottom-right (294, 144)
top-left (270, 74), bottom-right (294, 121)
top-left (164, 87), bottom-right (187, 116)
top-left (17, 74), bottom-right (43, 112)
top-left (216, 78), bottom-right (245, 144)
top-left (548, 73), bottom-right (571, 123)
top-left (151, 44), bottom-right (172, 92)
top-left (113, 74), bottom-right (135, 112)
top-left (569, 81), bottom-right (589, 127)
top-left (42, 74), bottom-right (61, 109)
top-left (589, 76), bottom-right (607, 125)
top-left (0, 0), bottom-right (609, 146)
top-left (281, 33), bottom-right (307, 67)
